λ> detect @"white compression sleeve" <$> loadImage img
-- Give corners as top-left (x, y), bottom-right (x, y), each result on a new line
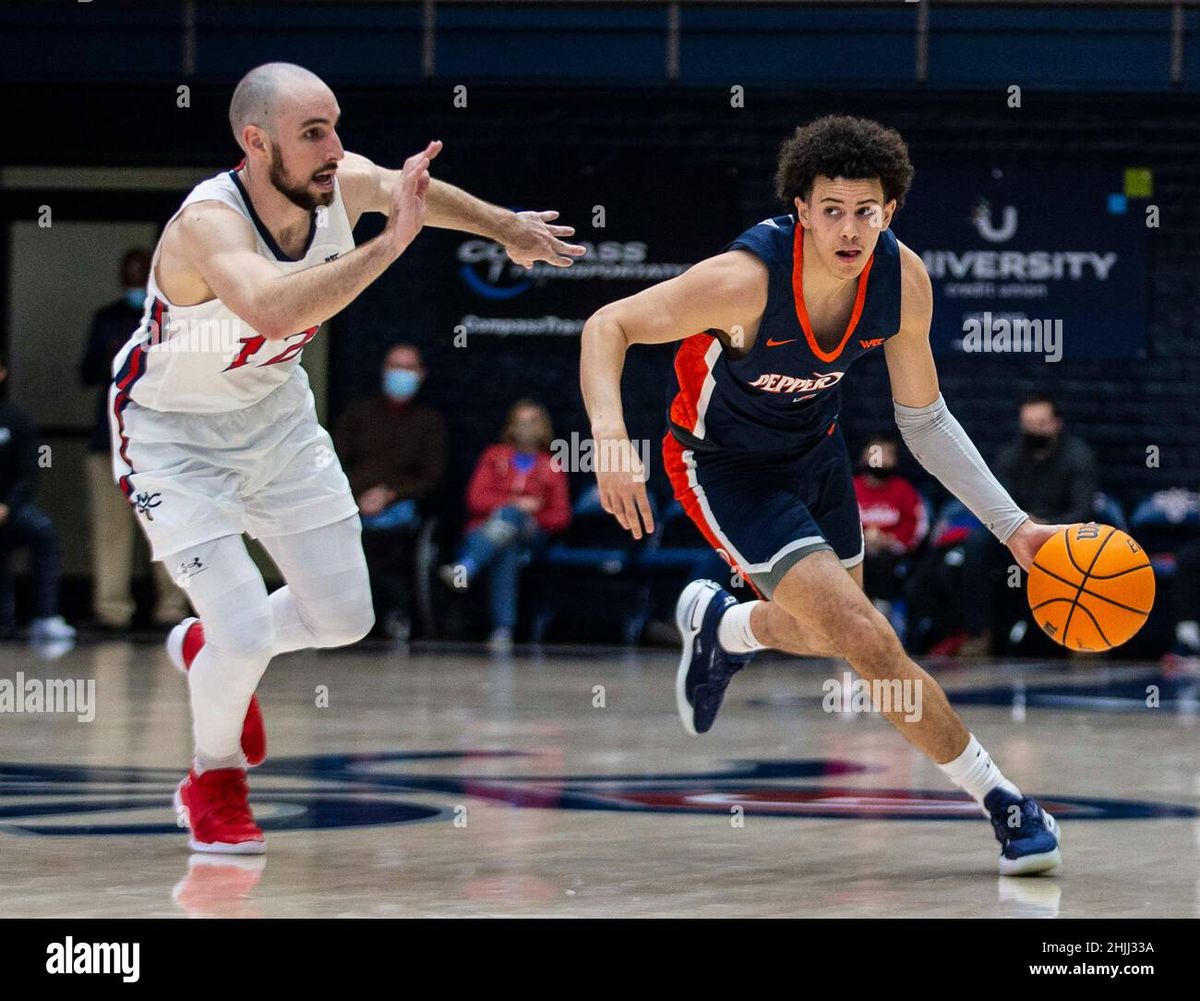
top-left (893, 394), bottom-right (1028, 544)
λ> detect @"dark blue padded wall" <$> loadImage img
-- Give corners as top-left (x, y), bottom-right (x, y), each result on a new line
top-left (1, 2), bottom-right (1195, 89)
top-left (4, 3), bottom-right (1197, 516)
top-left (319, 88), bottom-right (1198, 515)
top-left (927, 5), bottom-right (1175, 89)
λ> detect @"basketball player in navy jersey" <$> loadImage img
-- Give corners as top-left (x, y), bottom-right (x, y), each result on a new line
top-left (581, 116), bottom-right (1064, 874)
top-left (114, 62), bottom-right (583, 853)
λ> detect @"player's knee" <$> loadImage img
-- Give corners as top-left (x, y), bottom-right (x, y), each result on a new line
top-left (309, 596), bottom-right (375, 648)
top-left (340, 602), bottom-right (375, 645)
top-left (831, 604), bottom-right (898, 666)
top-left (205, 628), bottom-right (275, 673)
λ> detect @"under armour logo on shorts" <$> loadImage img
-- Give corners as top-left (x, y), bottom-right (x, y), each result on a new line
top-left (173, 555), bottom-right (207, 589)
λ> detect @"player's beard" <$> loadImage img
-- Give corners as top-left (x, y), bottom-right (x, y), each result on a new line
top-left (268, 140), bottom-right (334, 211)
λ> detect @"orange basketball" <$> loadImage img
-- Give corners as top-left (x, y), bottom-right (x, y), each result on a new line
top-left (1026, 523), bottom-right (1155, 652)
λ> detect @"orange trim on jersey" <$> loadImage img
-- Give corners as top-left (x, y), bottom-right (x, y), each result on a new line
top-left (669, 331), bottom-right (716, 433)
top-left (791, 225), bottom-right (874, 364)
top-left (661, 432), bottom-right (766, 600)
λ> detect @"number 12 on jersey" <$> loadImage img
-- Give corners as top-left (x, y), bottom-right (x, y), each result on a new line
top-left (224, 326), bottom-right (319, 371)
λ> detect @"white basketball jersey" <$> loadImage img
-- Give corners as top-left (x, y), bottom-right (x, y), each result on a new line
top-left (112, 168), bottom-right (356, 413)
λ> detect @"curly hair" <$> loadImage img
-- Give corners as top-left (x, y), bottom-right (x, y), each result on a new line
top-left (774, 115), bottom-right (914, 211)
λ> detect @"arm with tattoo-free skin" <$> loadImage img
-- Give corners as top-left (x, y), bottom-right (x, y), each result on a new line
top-left (176, 144), bottom-right (436, 341)
top-left (579, 250), bottom-right (768, 539)
top-left (338, 146), bottom-right (585, 268)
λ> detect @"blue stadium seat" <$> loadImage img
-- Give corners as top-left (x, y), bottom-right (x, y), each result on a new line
top-left (636, 498), bottom-right (723, 574)
top-left (1129, 489), bottom-right (1200, 574)
top-left (527, 484), bottom-right (660, 644)
top-left (929, 498), bottom-right (983, 549)
top-left (1091, 492), bottom-right (1128, 531)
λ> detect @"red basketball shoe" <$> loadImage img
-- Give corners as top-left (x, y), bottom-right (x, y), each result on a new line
top-left (173, 768), bottom-right (265, 854)
top-left (167, 617), bottom-right (267, 766)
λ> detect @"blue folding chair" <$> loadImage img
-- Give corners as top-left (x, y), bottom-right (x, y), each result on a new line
top-left (1129, 489), bottom-right (1200, 576)
top-left (528, 485), bottom-right (659, 644)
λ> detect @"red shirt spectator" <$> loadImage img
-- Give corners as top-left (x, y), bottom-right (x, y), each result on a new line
top-left (854, 472), bottom-right (927, 555)
top-left (466, 444), bottom-right (571, 536)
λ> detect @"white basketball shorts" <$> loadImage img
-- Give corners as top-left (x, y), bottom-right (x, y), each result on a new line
top-left (108, 370), bottom-right (358, 562)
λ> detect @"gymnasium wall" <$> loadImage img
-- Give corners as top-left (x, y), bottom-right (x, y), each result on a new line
top-left (5, 81), bottom-right (1195, 528)
top-left (3, 2), bottom-right (1198, 545)
top-left (4, 2), bottom-right (1200, 90)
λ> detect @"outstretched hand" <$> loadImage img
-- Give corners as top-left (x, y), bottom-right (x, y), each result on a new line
top-left (504, 210), bottom-right (586, 269)
top-left (384, 140), bottom-right (442, 255)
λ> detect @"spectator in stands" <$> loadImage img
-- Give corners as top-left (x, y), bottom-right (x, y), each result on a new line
top-left (334, 343), bottom-right (446, 641)
top-left (1166, 537), bottom-right (1200, 672)
top-left (852, 432), bottom-right (927, 618)
top-left (959, 392), bottom-right (1098, 655)
top-left (440, 400), bottom-right (571, 652)
top-left (80, 247), bottom-right (190, 630)
top-left (0, 353), bottom-right (75, 643)
top-left (903, 500), bottom-right (980, 655)
top-left (1150, 486), bottom-right (1200, 672)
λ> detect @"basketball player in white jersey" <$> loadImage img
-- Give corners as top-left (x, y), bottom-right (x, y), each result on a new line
top-left (110, 63), bottom-right (584, 853)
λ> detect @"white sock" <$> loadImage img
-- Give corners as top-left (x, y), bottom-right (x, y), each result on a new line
top-left (1177, 620), bottom-right (1200, 652)
top-left (194, 752), bottom-right (245, 775)
top-left (717, 601), bottom-right (767, 653)
top-left (937, 733), bottom-right (1020, 807)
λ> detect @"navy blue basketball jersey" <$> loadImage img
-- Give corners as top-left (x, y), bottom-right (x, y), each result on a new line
top-left (668, 214), bottom-right (903, 454)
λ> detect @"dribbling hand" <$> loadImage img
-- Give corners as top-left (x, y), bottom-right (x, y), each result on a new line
top-left (1007, 516), bottom-right (1075, 573)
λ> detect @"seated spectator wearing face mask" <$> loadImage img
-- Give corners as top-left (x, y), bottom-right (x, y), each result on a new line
top-left (852, 433), bottom-right (927, 616)
top-left (333, 343), bottom-right (447, 641)
top-left (958, 393), bottom-right (1097, 656)
top-left (80, 247), bottom-right (190, 630)
top-left (439, 400), bottom-right (571, 653)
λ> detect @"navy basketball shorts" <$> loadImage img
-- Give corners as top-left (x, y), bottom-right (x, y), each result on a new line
top-left (662, 425), bottom-right (865, 600)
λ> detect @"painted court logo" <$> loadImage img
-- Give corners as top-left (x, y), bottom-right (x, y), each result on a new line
top-left (0, 753), bottom-right (1190, 837)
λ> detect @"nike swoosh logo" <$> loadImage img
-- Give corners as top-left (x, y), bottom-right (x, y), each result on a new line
top-left (766, 338), bottom-right (796, 347)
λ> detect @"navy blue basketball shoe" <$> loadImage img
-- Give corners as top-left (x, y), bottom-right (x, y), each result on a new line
top-left (675, 579), bottom-right (755, 735)
top-left (984, 787), bottom-right (1062, 876)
